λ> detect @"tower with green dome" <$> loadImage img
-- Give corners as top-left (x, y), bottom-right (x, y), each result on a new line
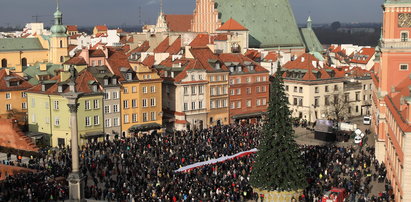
top-left (48, 2), bottom-right (68, 64)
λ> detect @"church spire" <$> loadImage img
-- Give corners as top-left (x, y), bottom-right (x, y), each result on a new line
top-left (50, 0), bottom-right (66, 36)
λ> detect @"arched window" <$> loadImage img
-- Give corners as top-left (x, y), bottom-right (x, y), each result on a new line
top-left (401, 32), bottom-right (408, 42)
top-left (60, 40), bottom-right (63, 48)
top-left (21, 58), bottom-right (27, 67)
top-left (1, 59), bottom-right (7, 68)
top-left (60, 56), bottom-right (64, 63)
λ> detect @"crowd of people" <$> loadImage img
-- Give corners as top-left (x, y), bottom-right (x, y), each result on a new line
top-left (0, 123), bottom-right (395, 201)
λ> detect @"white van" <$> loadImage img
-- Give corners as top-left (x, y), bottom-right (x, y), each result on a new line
top-left (363, 116), bottom-right (371, 125)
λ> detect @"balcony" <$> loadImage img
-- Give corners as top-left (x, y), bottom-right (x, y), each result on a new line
top-left (381, 40), bottom-right (411, 49)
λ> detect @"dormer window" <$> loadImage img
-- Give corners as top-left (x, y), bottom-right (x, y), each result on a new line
top-left (126, 73), bottom-right (132, 81)
top-left (230, 66), bottom-right (235, 72)
top-left (58, 86), bottom-right (63, 93)
top-left (171, 72), bottom-right (175, 78)
top-left (92, 84), bottom-right (98, 92)
top-left (41, 84), bottom-right (46, 92)
top-left (9, 81), bottom-right (19, 86)
top-left (104, 78), bottom-right (109, 85)
top-left (248, 65), bottom-right (254, 71)
top-left (112, 77), bottom-right (117, 85)
top-left (215, 63), bottom-right (220, 69)
top-left (237, 66), bottom-right (242, 72)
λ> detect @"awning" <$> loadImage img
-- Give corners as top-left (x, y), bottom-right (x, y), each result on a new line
top-left (82, 131), bottom-right (104, 138)
top-left (128, 123), bottom-right (162, 132)
top-left (26, 132), bottom-right (48, 139)
top-left (231, 112), bottom-right (266, 120)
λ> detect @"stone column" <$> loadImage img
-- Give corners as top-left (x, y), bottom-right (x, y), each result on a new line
top-left (66, 97), bottom-right (85, 201)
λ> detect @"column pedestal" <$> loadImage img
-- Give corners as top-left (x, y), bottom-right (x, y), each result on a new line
top-left (68, 171), bottom-right (86, 201)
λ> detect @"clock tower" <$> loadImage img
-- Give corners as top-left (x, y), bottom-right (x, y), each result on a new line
top-left (379, 0), bottom-right (411, 94)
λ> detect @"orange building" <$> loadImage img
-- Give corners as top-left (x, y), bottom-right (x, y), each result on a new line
top-left (372, 1), bottom-right (411, 201)
top-left (0, 69), bottom-right (32, 125)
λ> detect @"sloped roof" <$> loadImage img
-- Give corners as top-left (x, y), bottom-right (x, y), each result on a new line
top-left (94, 25), bottom-right (108, 31)
top-left (189, 34), bottom-right (213, 47)
top-left (263, 52), bottom-right (278, 62)
top-left (0, 69), bottom-right (33, 91)
top-left (166, 37), bottom-right (182, 55)
top-left (63, 56), bottom-right (87, 65)
top-left (0, 38), bottom-right (45, 52)
top-left (189, 47), bottom-right (229, 72)
top-left (89, 49), bottom-right (106, 57)
top-left (219, 53), bottom-right (268, 73)
top-left (164, 14), bottom-right (193, 32)
top-left (142, 55), bottom-right (155, 67)
top-left (350, 48), bottom-right (375, 64)
top-left (217, 18), bottom-right (248, 31)
top-left (244, 49), bottom-right (261, 61)
top-left (215, 0), bottom-right (304, 48)
top-left (0, 119), bottom-right (38, 152)
top-left (300, 28), bottom-right (323, 52)
top-left (66, 25), bottom-right (78, 32)
top-left (154, 37), bottom-right (170, 53)
top-left (107, 51), bottom-right (132, 81)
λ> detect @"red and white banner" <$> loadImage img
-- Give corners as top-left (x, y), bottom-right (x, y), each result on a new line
top-left (175, 148), bottom-right (258, 173)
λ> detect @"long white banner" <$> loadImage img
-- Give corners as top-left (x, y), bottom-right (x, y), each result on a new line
top-left (174, 148), bottom-right (258, 173)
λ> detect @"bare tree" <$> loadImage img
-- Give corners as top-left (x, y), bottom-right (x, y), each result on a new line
top-left (327, 93), bottom-right (351, 121)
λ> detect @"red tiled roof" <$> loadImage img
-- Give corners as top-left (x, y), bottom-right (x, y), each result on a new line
top-left (154, 37), bottom-right (170, 53)
top-left (164, 14), bottom-right (193, 32)
top-left (0, 119), bottom-right (38, 152)
top-left (189, 34), bottom-right (213, 47)
top-left (95, 25), bottom-right (108, 31)
top-left (68, 45), bottom-right (77, 52)
top-left (264, 52), bottom-right (278, 62)
top-left (0, 69), bottom-right (32, 91)
top-left (142, 55), bottom-right (155, 67)
top-left (244, 49), bottom-right (261, 61)
top-left (66, 25), bottom-right (78, 32)
top-left (166, 37), bottom-right (182, 55)
top-left (63, 56), bottom-right (87, 65)
top-left (107, 51), bottom-right (132, 81)
top-left (95, 33), bottom-right (107, 37)
top-left (89, 49), bottom-right (106, 57)
top-left (189, 47), bottom-right (228, 72)
top-left (127, 41), bottom-right (150, 57)
top-left (219, 53), bottom-right (268, 73)
top-left (217, 18), bottom-right (248, 31)
top-left (350, 48), bottom-right (375, 64)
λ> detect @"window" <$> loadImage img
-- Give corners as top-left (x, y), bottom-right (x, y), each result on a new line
top-left (325, 96), bottom-right (330, 106)
top-left (199, 100), bottom-right (203, 109)
top-left (85, 117), bottom-right (91, 127)
top-left (112, 91), bottom-right (119, 99)
top-left (294, 86), bottom-right (297, 92)
top-left (151, 112), bottom-right (156, 121)
top-left (6, 104), bottom-right (12, 111)
top-left (293, 98), bottom-right (298, 105)
top-left (262, 76), bottom-right (267, 82)
top-left (247, 87), bottom-right (251, 94)
top-left (262, 86), bottom-right (267, 92)
top-left (285, 85), bottom-right (289, 91)
top-left (229, 79), bottom-right (234, 85)
top-left (298, 98), bottom-right (303, 106)
top-left (256, 86), bottom-right (260, 93)
top-left (236, 78), bottom-right (241, 84)
top-left (31, 114), bottom-right (36, 123)
top-left (123, 87), bottom-right (129, 94)
top-left (150, 98), bottom-right (156, 106)
top-left (184, 86), bottom-right (189, 95)
top-left (132, 86), bottom-right (137, 93)
top-left (113, 117), bottom-right (119, 126)
top-left (126, 73), bottom-right (132, 81)
top-left (143, 113), bottom-right (148, 122)
top-left (54, 117), bottom-right (60, 126)
top-left (123, 100), bottom-right (129, 109)
top-left (401, 32), bottom-right (408, 42)
top-left (105, 119), bottom-right (111, 128)
top-left (400, 64), bottom-right (408, 71)
top-left (150, 86), bottom-right (156, 93)
top-left (60, 56), bottom-right (64, 63)
top-left (132, 99), bottom-right (137, 108)
top-left (210, 76), bottom-right (214, 82)
top-left (191, 102), bottom-right (196, 110)
top-left (355, 92), bottom-right (360, 101)
top-left (21, 92), bottom-right (27, 98)
top-left (246, 77), bottom-right (250, 83)
top-left (299, 87), bottom-right (303, 93)
top-left (184, 103), bottom-right (188, 111)
top-left (113, 104), bottom-right (119, 112)
top-left (215, 100), bottom-right (220, 108)
top-left (223, 86), bottom-right (227, 94)
top-left (344, 93), bottom-right (349, 102)
top-left (54, 101), bottom-right (59, 110)
top-left (191, 75), bottom-right (195, 81)
top-left (104, 105), bottom-right (110, 113)
top-left (237, 101), bottom-right (241, 108)
top-left (370, 84), bottom-right (372, 90)
top-left (124, 114), bottom-right (129, 123)
top-left (59, 40), bottom-right (63, 48)
top-left (222, 99), bottom-right (227, 107)
top-left (199, 75), bottom-right (203, 80)
top-left (315, 87), bottom-right (319, 93)
top-left (256, 99), bottom-right (261, 106)
top-left (262, 98), bottom-right (267, 105)
top-left (22, 102), bottom-right (27, 109)
top-left (199, 85), bottom-right (204, 94)
top-left (1, 59), bottom-right (7, 68)
top-left (132, 113), bottom-right (137, 123)
top-left (325, 86), bottom-right (329, 92)
top-left (104, 92), bottom-right (110, 100)
top-left (210, 101), bottom-right (214, 109)
top-left (191, 86), bottom-right (196, 95)
top-left (231, 102), bottom-right (235, 109)
top-left (211, 87), bottom-right (215, 96)
top-left (143, 87), bottom-right (147, 93)
top-left (355, 105), bottom-right (359, 113)
top-left (216, 87), bottom-right (221, 95)
top-left (94, 115), bottom-right (100, 125)
top-left (256, 77), bottom-right (261, 82)
top-left (93, 99), bottom-right (99, 109)
top-left (334, 85), bottom-right (338, 91)
top-left (85, 100), bottom-right (91, 110)
top-left (142, 99), bottom-right (148, 107)
top-left (230, 89), bottom-right (235, 95)
top-left (314, 97), bottom-right (319, 107)
top-left (236, 88), bottom-right (241, 95)
top-left (5, 93), bottom-right (11, 99)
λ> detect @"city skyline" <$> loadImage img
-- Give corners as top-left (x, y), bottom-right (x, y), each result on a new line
top-left (0, 0), bottom-right (383, 27)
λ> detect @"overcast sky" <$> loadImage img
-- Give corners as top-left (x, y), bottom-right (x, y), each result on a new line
top-left (0, 0), bottom-right (383, 27)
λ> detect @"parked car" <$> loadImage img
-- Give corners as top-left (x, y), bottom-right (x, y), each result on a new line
top-left (363, 116), bottom-right (371, 125)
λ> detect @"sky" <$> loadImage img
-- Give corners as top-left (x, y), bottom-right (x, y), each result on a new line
top-left (0, 0), bottom-right (383, 27)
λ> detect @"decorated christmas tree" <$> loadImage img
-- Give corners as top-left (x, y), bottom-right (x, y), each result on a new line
top-left (250, 62), bottom-right (307, 191)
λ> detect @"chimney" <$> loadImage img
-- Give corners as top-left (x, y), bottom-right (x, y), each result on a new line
top-left (5, 68), bottom-right (10, 76)
top-left (40, 63), bottom-right (47, 71)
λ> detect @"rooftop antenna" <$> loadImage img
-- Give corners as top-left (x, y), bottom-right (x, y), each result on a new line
top-left (160, 0), bottom-right (163, 14)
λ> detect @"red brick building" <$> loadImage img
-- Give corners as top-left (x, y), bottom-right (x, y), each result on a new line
top-left (220, 53), bottom-right (269, 123)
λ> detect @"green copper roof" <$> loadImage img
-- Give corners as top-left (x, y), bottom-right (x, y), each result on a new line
top-left (0, 38), bottom-right (45, 52)
top-left (215, 0), bottom-right (304, 48)
top-left (300, 28), bottom-right (323, 52)
top-left (23, 64), bottom-right (63, 85)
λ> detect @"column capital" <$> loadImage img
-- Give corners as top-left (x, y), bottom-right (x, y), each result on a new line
top-left (67, 103), bottom-right (80, 113)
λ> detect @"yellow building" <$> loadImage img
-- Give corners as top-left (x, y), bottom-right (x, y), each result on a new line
top-left (0, 6), bottom-right (68, 72)
top-left (108, 52), bottom-right (163, 137)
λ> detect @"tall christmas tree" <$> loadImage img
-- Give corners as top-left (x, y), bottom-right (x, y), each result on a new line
top-left (250, 61), bottom-right (307, 191)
